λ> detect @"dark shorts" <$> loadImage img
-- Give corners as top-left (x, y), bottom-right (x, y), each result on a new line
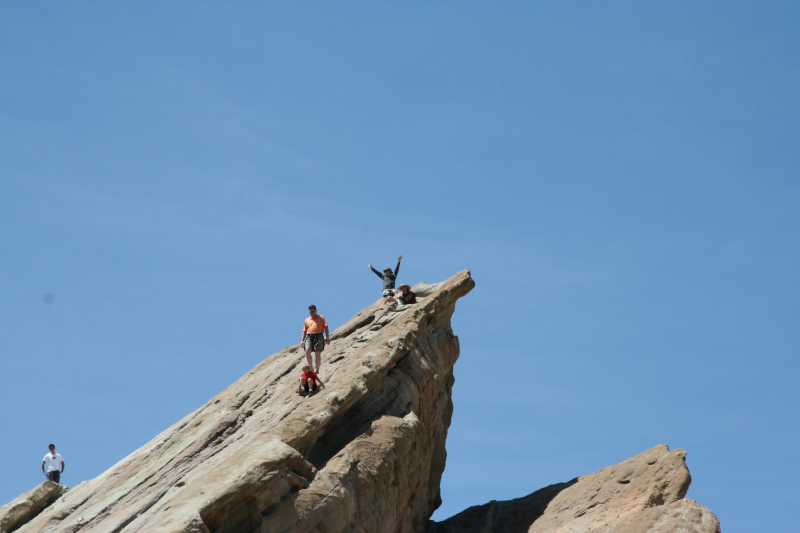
top-left (382, 289), bottom-right (395, 297)
top-left (299, 377), bottom-right (318, 390)
top-left (304, 334), bottom-right (325, 351)
top-left (47, 471), bottom-right (61, 483)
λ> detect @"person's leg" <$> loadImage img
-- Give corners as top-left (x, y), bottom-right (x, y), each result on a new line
top-left (51, 471), bottom-right (60, 483)
top-left (305, 345), bottom-right (313, 369)
top-left (313, 334), bottom-right (324, 372)
top-left (300, 378), bottom-right (309, 393)
top-left (381, 289), bottom-right (393, 305)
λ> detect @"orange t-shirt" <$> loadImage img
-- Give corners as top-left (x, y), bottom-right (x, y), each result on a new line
top-left (303, 315), bottom-right (328, 334)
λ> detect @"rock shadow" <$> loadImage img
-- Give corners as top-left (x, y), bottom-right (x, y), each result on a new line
top-left (424, 478), bottom-right (578, 533)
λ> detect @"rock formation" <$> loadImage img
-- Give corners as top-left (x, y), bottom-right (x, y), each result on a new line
top-left (3, 269), bottom-right (720, 533)
top-left (10, 271), bottom-right (474, 533)
top-left (0, 482), bottom-right (65, 533)
top-left (425, 444), bottom-right (720, 533)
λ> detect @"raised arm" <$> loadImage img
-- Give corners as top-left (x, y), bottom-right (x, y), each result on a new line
top-left (369, 264), bottom-right (384, 279)
top-left (393, 255), bottom-right (402, 277)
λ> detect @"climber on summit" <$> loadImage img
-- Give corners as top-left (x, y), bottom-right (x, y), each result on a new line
top-left (301, 305), bottom-right (329, 374)
top-left (368, 255), bottom-right (402, 303)
top-left (298, 365), bottom-right (325, 396)
top-left (384, 284), bottom-right (417, 306)
top-left (395, 284), bottom-right (417, 305)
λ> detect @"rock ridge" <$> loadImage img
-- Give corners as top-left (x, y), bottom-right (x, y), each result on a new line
top-left (426, 444), bottom-right (720, 533)
top-left (0, 482), bottom-right (66, 533)
top-left (11, 270), bottom-right (475, 533)
top-left (3, 269), bottom-right (721, 533)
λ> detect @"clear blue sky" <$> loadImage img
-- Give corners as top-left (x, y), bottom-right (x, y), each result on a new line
top-left (1, 3), bottom-right (798, 531)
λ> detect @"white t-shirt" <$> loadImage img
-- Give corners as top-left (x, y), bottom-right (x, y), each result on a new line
top-left (43, 452), bottom-right (63, 472)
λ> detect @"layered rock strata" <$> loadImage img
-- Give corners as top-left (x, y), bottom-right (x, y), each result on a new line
top-left (425, 444), bottom-right (720, 533)
top-left (0, 482), bottom-right (65, 533)
top-left (13, 270), bottom-right (475, 533)
top-left (5, 269), bottom-right (721, 533)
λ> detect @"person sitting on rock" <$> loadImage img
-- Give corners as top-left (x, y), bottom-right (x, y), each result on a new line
top-left (395, 284), bottom-right (417, 305)
top-left (298, 365), bottom-right (325, 396)
top-left (384, 284), bottom-right (417, 306)
top-left (368, 255), bottom-right (402, 303)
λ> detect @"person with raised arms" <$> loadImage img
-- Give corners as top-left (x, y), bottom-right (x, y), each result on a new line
top-left (368, 254), bottom-right (403, 303)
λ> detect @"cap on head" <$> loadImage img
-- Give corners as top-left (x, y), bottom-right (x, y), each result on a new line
top-left (308, 305), bottom-right (316, 311)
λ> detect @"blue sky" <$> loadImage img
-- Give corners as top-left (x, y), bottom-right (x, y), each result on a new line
top-left (1, 3), bottom-right (798, 531)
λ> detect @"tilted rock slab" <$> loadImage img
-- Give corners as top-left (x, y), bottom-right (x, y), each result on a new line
top-left (426, 444), bottom-right (720, 533)
top-left (15, 270), bottom-right (475, 533)
top-left (0, 481), bottom-right (66, 533)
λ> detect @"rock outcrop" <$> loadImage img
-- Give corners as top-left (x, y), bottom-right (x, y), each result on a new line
top-left (0, 482), bottom-right (66, 533)
top-left (4, 269), bottom-right (721, 533)
top-left (426, 444), bottom-right (720, 533)
top-left (13, 270), bottom-right (475, 533)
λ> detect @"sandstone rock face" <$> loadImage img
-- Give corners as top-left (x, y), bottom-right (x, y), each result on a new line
top-left (0, 481), bottom-right (65, 533)
top-left (5, 269), bottom-right (721, 533)
top-left (15, 270), bottom-right (475, 533)
top-left (426, 444), bottom-right (720, 533)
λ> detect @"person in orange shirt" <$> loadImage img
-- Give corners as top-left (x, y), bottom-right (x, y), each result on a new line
top-left (301, 305), bottom-right (330, 374)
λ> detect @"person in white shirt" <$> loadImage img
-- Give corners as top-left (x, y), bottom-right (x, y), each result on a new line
top-left (41, 444), bottom-right (65, 483)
